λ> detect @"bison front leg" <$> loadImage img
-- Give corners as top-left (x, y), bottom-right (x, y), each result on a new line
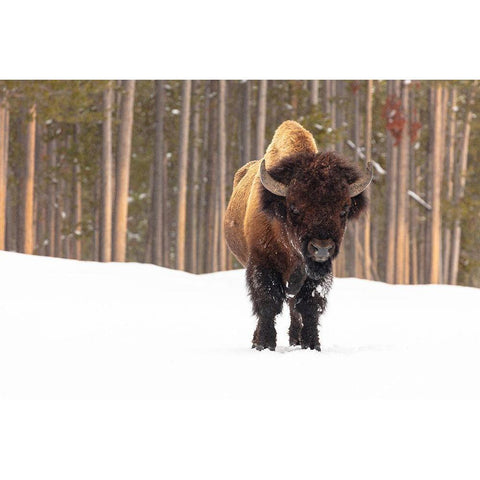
top-left (246, 263), bottom-right (285, 351)
top-left (288, 297), bottom-right (302, 346)
top-left (294, 279), bottom-right (326, 351)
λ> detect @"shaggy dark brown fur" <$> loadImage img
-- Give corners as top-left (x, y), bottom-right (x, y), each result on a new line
top-left (224, 124), bottom-right (370, 351)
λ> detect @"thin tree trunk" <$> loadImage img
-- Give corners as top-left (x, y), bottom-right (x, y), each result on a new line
top-left (409, 88), bottom-right (419, 285)
top-left (3, 105), bottom-right (10, 250)
top-left (352, 82), bottom-right (361, 277)
top-left (34, 124), bottom-right (46, 255)
top-left (100, 82), bottom-right (114, 262)
top-left (241, 80), bottom-right (251, 165)
top-left (188, 83), bottom-right (201, 273)
top-left (47, 137), bottom-right (56, 256)
top-left (430, 84), bottom-right (444, 284)
top-left (395, 81), bottom-right (409, 284)
top-left (310, 80), bottom-right (319, 110)
top-left (73, 164), bottom-right (82, 259)
top-left (385, 81), bottom-right (399, 283)
top-left (256, 80), bottom-right (267, 158)
top-left (329, 80), bottom-right (337, 151)
top-left (443, 87), bottom-right (457, 283)
top-left (363, 80), bottom-right (373, 280)
top-left (176, 80), bottom-right (192, 271)
top-left (112, 80), bottom-right (135, 262)
top-left (450, 81), bottom-right (477, 284)
top-left (23, 104), bottom-right (36, 254)
top-left (151, 80), bottom-right (165, 266)
top-left (218, 80), bottom-right (227, 270)
top-left (198, 82), bottom-right (211, 273)
top-left (333, 80), bottom-right (345, 276)
top-left (206, 81), bottom-right (218, 272)
top-left (0, 97), bottom-right (7, 250)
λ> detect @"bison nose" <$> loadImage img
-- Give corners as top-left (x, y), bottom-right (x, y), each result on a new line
top-left (307, 239), bottom-right (334, 262)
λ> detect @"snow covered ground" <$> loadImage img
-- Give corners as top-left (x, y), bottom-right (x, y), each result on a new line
top-left (1, 250), bottom-right (479, 400)
top-left (1, 251), bottom-right (480, 479)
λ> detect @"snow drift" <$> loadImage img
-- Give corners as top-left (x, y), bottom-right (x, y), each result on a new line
top-left (1, 250), bottom-right (479, 400)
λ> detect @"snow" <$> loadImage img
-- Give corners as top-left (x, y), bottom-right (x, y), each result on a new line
top-left (408, 189), bottom-right (433, 210)
top-left (1, 250), bottom-right (480, 399)
top-left (1, 251), bottom-right (480, 478)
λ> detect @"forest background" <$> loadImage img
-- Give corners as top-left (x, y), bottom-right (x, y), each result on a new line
top-left (0, 79), bottom-right (478, 287)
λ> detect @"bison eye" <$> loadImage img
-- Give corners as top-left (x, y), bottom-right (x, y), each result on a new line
top-left (340, 205), bottom-right (350, 217)
top-left (289, 205), bottom-right (300, 216)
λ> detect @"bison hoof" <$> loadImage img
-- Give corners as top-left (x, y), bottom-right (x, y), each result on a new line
top-left (252, 343), bottom-right (275, 351)
top-left (301, 343), bottom-right (321, 351)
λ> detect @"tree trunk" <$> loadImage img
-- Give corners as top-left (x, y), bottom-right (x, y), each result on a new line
top-left (0, 97), bottom-right (7, 250)
top-left (206, 81), bottom-right (218, 272)
top-left (100, 82), bottom-right (114, 262)
top-left (352, 82), bottom-right (361, 277)
top-left (256, 80), bottom-right (267, 158)
top-left (328, 80), bottom-right (337, 151)
top-left (197, 82), bottom-right (210, 273)
top-left (310, 80), bottom-right (319, 110)
top-left (47, 137), bottom-right (56, 256)
top-left (73, 166), bottom-right (82, 259)
top-left (241, 80), bottom-right (251, 165)
top-left (185, 81), bottom-right (201, 272)
top-left (443, 87), bottom-right (457, 283)
top-left (429, 84), bottom-right (444, 284)
top-left (151, 80), bottom-right (165, 266)
top-left (333, 80), bottom-right (345, 276)
top-left (363, 80), bottom-right (373, 280)
top-left (450, 81), bottom-right (477, 284)
top-left (218, 80), bottom-right (227, 270)
top-left (385, 80), bottom-right (399, 283)
top-left (395, 81), bottom-right (410, 284)
top-left (22, 104), bottom-right (36, 254)
top-left (112, 80), bottom-right (135, 262)
top-left (176, 80), bottom-right (192, 271)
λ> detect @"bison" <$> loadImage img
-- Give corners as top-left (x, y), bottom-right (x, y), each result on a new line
top-left (224, 121), bottom-right (372, 351)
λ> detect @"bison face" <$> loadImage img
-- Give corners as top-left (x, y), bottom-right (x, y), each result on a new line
top-left (260, 151), bottom-right (372, 280)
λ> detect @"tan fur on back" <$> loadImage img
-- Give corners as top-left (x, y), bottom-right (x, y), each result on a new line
top-left (264, 120), bottom-right (318, 169)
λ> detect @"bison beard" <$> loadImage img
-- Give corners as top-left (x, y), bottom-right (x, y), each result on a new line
top-left (224, 121), bottom-right (371, 351)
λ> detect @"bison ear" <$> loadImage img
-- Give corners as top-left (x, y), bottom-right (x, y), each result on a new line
top-left (347, 191), bottom-right (367, 219)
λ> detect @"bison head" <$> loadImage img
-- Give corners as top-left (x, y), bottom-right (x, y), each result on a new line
top-left (260, 151), bottom-right (372, 279)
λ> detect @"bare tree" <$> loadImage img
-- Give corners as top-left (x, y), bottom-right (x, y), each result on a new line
top-left (443, 87), bottom-right (457, 283)
top-left (206, 81), bottom-right (218, 272)
top-left (112, 80), bottom-right (135, 262)
top-left (151, 80), bottom-right (165, 266)
top-left (256, 80), bottom-right (267, 158)
top-left (218, 80), bottom-right (227, 270)
top-left (450, 81), bottom-right (477, 284)
top-left (385, 80), bottom-right (400, 283)
top-left (0, 96), bottom-right (7, 250)
top-left (310, 80), bottom-right (319, 109)
top-left (46, 136), bottom-right (57, 256)
top-left (22, 104), bottom-right (36, 254)
top-left (363, 79), bottom-right (373, 280)
top-left (100, 82), bottom-right (114, 262)
top-left (429, 83), bottom-right (444, 284)
top-left (73, 125), bottom-right (82, 260)
top-left (241, 80), bottom-right (251, 165)
top-left (176, 80), bottom-right (192, 271)
top-left (395, 81), bottom-right (410, 284)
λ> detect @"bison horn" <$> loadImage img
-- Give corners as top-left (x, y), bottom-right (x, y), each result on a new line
top-left (349, 162), bottom-right (373, 197)
top-left (259, 158), bottom-right (288, 197)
